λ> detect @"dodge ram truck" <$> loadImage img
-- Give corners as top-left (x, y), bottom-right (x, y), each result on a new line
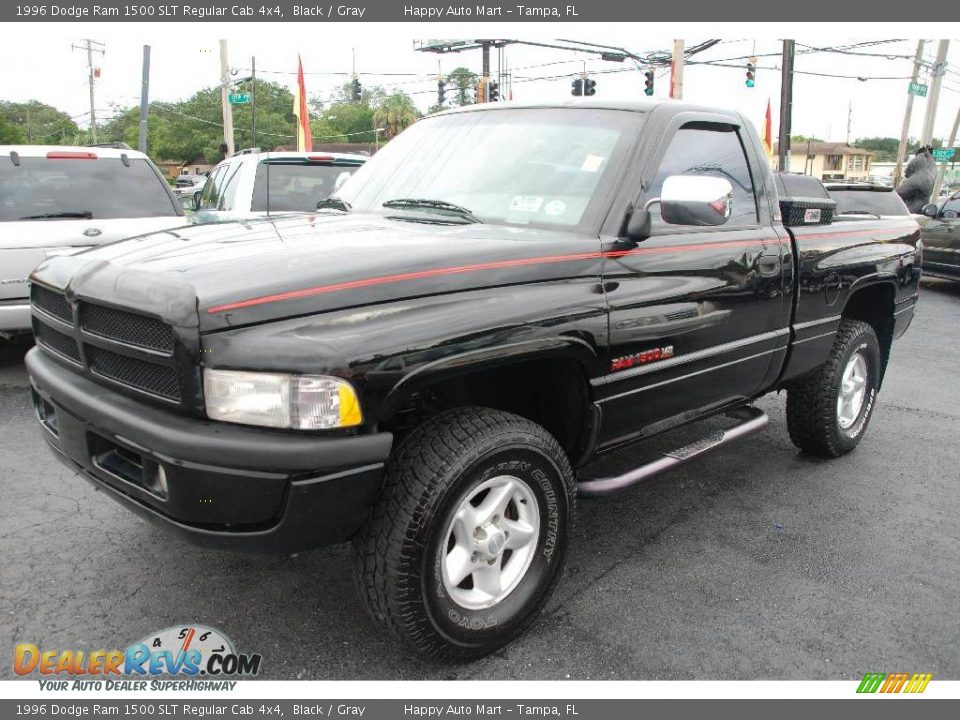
top-left (25, 100), bottom-right (921, 660)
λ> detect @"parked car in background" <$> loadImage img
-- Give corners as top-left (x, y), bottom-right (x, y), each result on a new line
top-left (825, 182), bottom-right (911, 219)
top-left (173, 174), bottom-right (207, 206)
top-left (919, 191), bottom-right (960, 280)
top-left (190, 149), bottom-right (366, 223)
top-left (0, 145), bottom-right (186, 340)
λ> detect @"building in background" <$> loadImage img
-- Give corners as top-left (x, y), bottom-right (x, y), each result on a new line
top-left (157, 156), bottom-right (215, 179)
top-left (772, 142), bottom-right (873, 182)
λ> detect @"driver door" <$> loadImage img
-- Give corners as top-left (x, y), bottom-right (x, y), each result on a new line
top-left (595, 121), bottom-right (791, 449)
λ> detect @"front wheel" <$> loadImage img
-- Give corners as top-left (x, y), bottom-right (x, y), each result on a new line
top-left (786, 319), bottom-right (881, 457)
top-left (352, 407), bottom-right (576, 661)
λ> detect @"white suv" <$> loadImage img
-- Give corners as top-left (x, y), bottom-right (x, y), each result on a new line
top-left (191, 149), bottom-right (366, 224)
top-left (1, 145), bottom-right (187, 338)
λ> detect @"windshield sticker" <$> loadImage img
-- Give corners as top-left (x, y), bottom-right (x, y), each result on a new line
top-left (581, 155), bottom-right (605, 173)
top-left (510, 195), bottom-right (544, 213)
top-left (544, 200), bottom-right (567, 217)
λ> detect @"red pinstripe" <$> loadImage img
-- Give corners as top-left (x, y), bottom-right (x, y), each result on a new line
top-left (205, 225), bottom-right (915, 315)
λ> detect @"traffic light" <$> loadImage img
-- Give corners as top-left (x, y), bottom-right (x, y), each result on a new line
top-left (571, 78), bottom-right (583, 97)
top-left (351, 77), bottom-right (362, 101)
top-left (746, 58), bottom-right (756, 88)
top-left (437, 77), bottom-right (446, 105)
top-left (644, 70), bottom-right (654, 96)
top-left (584, 78), bottom-right (597, 96)
top-left (488, 81), bottom-right (500, 102)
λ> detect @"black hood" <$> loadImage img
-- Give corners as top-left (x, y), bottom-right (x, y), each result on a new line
top-left (32, 213), bottom-right (602, 332)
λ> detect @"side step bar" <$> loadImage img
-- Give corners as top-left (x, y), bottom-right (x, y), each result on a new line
top-left (577, 406), bottom-right (769, 498)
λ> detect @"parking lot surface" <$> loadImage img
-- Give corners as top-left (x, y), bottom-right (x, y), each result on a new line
top-left (1, 279), bottom-right (958, 680)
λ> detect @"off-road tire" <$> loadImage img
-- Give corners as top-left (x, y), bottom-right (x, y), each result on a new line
top-left (786, 319), bottom-right (881, 457)
top-left (352, 407), bottom-right (576, 661)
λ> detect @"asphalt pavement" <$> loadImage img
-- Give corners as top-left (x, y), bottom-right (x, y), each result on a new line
top-left (1, 279), bottom-right (958, 680)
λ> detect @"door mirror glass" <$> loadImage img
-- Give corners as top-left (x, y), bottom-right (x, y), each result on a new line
top-left (179, 195), bottom-right (193, 212)
top-left (920, 203), bottom-right (939, 218)
top-left (658, 175), bottom-right (734, 226)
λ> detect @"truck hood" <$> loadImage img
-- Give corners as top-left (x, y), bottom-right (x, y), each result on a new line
top-left (31, 213), bottom-right (601, 332)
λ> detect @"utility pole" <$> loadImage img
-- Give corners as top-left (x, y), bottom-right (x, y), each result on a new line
top-left (846, 100), bottom-right (852, 145)
top-left (920, 39), bottom-right (950, 146)
top-left (931, 104), bottom-right (959, 202)
top-left (219, 39), bottom-right (234, 158)
top-left (777, 40), bottom-right (796, 172)
top-left (895, 40), bottom-right (925, 186)
top-left (670, 39), bottom-right (685, 100)
top-left (72, 39), bottom-right (105, 143)
top-left (138, 45), bottom-right (151, 153)
top-left (251, 55), bottom-right (257, 149)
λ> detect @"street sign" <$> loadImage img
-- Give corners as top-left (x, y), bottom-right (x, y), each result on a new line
top-left (908, 82), bottom-right (928, 97)
top-left (228, 93), bottom-right (251, 105)
top-left (932, 147), bottom-right (957, 162)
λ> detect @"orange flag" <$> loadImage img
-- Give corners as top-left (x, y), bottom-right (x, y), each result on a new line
top-left (294, 55), bottom-right (312, 152)
top-left (762, 99), bottom-right (774, 158)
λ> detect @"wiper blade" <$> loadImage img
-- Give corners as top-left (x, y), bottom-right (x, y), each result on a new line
top-left (841, 210), bottom-right (881, 218)
top-left (19, 211), bottom-right (94, 220)
top-left (316, 196), bottom-right (352, 212)
top-left (382, 198), bottom-right (481, 223)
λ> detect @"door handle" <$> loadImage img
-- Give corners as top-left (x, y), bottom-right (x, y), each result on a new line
top-left (758, 251), bottom-right (782, 276)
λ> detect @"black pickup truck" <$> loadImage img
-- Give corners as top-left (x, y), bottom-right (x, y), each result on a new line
top-left (25, 100), bottom-right (921, 660)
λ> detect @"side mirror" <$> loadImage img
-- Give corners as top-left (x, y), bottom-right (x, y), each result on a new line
top-left (626, 208), bottom-right (652, 242)
top-left (658, 175), bottom-right (734, 227)
top-left (179, 195), bottom-right (193, 212)
top-left (921, 203), bottom-right (939, 218)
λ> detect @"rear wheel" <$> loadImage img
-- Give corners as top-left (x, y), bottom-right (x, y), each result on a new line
top-left (786, 319), bottom-right (881, 457)
top-left (352, 407), bottom-right (576, 661)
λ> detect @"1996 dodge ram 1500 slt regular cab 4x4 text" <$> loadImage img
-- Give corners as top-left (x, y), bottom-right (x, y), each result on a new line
top-left (25, 100), bottom-right (921, 660)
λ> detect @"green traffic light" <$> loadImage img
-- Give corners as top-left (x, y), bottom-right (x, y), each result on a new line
top-left (644, 88), bottom-right (654, 96)
top-left (746, 80), bottom-right (755, 88)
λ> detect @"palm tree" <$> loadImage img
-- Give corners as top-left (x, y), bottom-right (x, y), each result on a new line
top-left (373, 92), bottom-right (419, 140)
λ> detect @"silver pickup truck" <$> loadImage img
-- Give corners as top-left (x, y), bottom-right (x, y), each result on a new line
top-left (1, 145), bottom-right (186, 339)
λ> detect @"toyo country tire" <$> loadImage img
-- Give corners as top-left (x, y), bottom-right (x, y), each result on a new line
top-left (352, 407), bottom-right (576, 661)
top-left (786, 318), bottom-right (882, 458)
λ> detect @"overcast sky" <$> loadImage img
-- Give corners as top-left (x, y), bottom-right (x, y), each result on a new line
top-left (2, 22), bottom-right (959, 148)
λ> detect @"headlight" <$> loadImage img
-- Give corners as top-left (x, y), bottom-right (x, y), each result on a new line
top-left (203, 369), bottom-right (362, 430)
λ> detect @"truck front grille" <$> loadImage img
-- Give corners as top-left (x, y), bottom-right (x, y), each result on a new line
top-left (31, 284), bottom-right (73, 323)
top-left (87, 346), bottom-right (181, 401)
top-left (32, 318), bottom-right (81, 363)
top-left (30, 285), bottom-right (189, 406)
top-left (80, 303), bottom-right (175, 353)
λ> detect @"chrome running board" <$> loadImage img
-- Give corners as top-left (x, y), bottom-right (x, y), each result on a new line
top-left (577, 406), bottom-right (769, 497)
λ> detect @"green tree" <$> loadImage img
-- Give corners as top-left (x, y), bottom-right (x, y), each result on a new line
top-left (0, 101), bottom-right (80, 144)
top-left (0, 113), bottom-right (26, 144)
top-left (853, 137), bottom-right (900, 162)
top-left (373, 92), bottom-right (419, 139)
top-left (791, 134), bottom-right (823, 144)
top-left (448, 67), bottom-right (478, 107)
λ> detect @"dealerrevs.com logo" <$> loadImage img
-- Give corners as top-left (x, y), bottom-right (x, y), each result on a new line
top-left (14, 625), bottom-right (261, 691)
top-left (856, 672), bottom-right (933, 694)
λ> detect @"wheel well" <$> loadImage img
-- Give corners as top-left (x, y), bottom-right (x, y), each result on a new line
top-left (382, 358), bottom-right (595, 466)
top-left (841, 281), bottom-right (895, 384)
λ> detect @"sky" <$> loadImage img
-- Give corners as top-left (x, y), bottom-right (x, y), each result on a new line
top-left (1, 22), bottom-right (959, 148)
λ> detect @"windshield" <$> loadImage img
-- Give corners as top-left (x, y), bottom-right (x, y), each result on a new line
top-left (829, 189), bottom-right (909, 216)
top-left (0, 157), bottom-right (180, 222)
top-left (337, 108), bottom-right (642, 229)
top-left (251, 161), bottom-right (361, 213)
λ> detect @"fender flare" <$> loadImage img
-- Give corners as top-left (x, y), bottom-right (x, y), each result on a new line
top-left (378, 335), bottom-right (599, 420)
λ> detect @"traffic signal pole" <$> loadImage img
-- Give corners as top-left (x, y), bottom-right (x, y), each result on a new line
top-left (138, 45), bottom-right (150, 153)
top-left (895, 40), bottom-right (926, 187)
top-left (777, 40), bottom-right (795, 173)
